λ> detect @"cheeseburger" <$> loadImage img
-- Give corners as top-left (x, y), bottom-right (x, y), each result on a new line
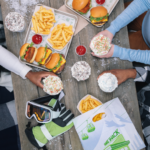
top-left (35, 46), bottom-right (52, 65)
top-left (45, 53), bottom-right (66, 74)
top-left (72, 0), bottom-right (91, 14)
top-left (90, 6), bottom-right (109, 26)
top-left (20, 42), bottom-right (37, 63)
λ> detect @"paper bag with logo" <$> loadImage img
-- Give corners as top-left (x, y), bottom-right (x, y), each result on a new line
top-left (73, 98), bottom-right (145, 150)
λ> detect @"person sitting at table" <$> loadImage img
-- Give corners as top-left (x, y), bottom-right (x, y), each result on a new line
top-left (92, 0), bottom-right (150, 148)
top-left (0, 45), bottom-right (55, 150)
top-left (98, 67), bottom-right (150, 149)
top-left (91, 0), bottom-right (150, 65)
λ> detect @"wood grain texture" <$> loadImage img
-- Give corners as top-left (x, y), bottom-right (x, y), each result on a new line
top-left (0, 0), bottom-right (145, 150)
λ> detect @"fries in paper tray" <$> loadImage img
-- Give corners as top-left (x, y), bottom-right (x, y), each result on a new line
top-left (77, 95), bottom-right (102, 114)
top-left (31, 6), bottom-right (56, 35)
top-left (47, 20), bottom-right (74, 51)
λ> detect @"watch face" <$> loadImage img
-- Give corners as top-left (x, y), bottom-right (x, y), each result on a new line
top-left (27, 103), bottom-right (51, 122)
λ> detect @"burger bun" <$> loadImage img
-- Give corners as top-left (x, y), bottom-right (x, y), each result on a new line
top-left (90, 6), bottom-right (108, 18)
top-left (29, 47), bottom-right (37, 63)
top-left (35, 47), bottom-right (46, 62)
top-left (72, 0), bottom-right (89, 10)
top-left (20, 43), bottom-right (30, 57)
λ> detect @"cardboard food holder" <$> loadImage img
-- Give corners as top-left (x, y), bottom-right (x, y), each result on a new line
top-left (77, 94), bottom-right (103, 114)
top-left (46, 20), bottom-right (75, 52)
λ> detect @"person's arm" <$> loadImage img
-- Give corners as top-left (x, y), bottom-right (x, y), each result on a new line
top-left (0, 45), bottom-right (31, 79)
top-left (107, 0), bottom-right (150, 35)
top-left (0, 46), bottom-right (57, 88)
top-left (98, 67), bottom-right (150, 85)
top-left (98, 69), bottom-right (136, 85)
top-left (113, 45), bottom-right (150, 65)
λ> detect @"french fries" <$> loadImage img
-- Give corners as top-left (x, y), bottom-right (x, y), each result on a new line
top-left (48, 23), bottom-right (74, 50)
top-left (79, 95), bottom-right (102, 113)
top-left (92, 113), bottom-right (105, 122)
top-left (31, 6), bottom-right (56, 34)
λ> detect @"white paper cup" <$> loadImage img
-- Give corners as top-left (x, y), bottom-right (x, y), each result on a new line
top-left (43, 75), bottom-right (63, 95)
top-left (98, 73), bottom-right (118, 93)
top-left (71, 61), bottom-right (91, 81)
top-left (5, 12), bottom-right (26, 32)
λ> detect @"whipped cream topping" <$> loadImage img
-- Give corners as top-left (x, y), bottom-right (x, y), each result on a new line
top-left (98, 73), bottom-right (118, 93)
top-left (43, 75), bottom-right (63, 95)
top-left (90, 34), bottom-right (111, 56)
top-left (71, 61), bottom-right (91, 81)
top-left (5, 12), bottom-right (25, 32)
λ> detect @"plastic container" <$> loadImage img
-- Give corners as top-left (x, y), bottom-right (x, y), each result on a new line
top-left (43, 75), bottom-right (63, 95)
top-left (98, 73), bottom-right (118, 93)
top-left (71, 61), bottom-right (91, 81)
top-left (32, 34), bottom-right (42, 44)
top-left (75, 45), bottom-right (87, 56)
top-left (96, 0), bottom-right (105, 5)
top-left (5, 12), bottom-right (26, 32)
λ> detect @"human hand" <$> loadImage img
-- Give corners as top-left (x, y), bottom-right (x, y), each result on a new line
top-left (90, 30), bottom-right (114, 59)
top-left (26, 71), bottom-right (57, 89)
top-left (97, 69), bottom-right (137, 85)
top-left (91, 44), bottom-right (114, 58)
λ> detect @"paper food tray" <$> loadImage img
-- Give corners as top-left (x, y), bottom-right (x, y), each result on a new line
top-left (31, 5), bottom-right (55, 36)
top-left (46, 20), bottom-right (75, 52)
top-left (77, 94), bottom-right (103, 114)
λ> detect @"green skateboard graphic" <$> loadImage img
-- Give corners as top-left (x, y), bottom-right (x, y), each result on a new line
top-left (86, 120), bottom-right (95, 133)
top-left (104, 129), bottom-right (131, 150)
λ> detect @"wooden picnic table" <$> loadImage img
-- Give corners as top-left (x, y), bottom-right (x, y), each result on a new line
top-left (1, 0), bottom-right (145, 150)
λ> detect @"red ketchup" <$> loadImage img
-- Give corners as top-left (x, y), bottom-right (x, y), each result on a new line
top-left (76, 45), bottom-right (86, 56)
top-left (32, 34), bottom-right (42, 44)
top-left (96, 0), bottom-right (105, 5)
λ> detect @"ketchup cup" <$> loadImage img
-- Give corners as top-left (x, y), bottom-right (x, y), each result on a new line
top-left (75, 45), bottom-right (87, 56)
top-left (32, 34), bottom-right (42, 44)
top-left (96, 0), bottom-right (105, 5)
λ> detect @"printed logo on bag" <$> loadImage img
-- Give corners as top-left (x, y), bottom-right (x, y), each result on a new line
top-left (104, 129), bottom-right (131, 150)
top-left (104, 129), bottom-right (120, 146)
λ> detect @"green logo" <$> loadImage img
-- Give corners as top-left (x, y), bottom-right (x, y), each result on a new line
top-left (104, 129), bottom-right (131, 150)
top-left (104, 129), bottom-right (120, 146)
